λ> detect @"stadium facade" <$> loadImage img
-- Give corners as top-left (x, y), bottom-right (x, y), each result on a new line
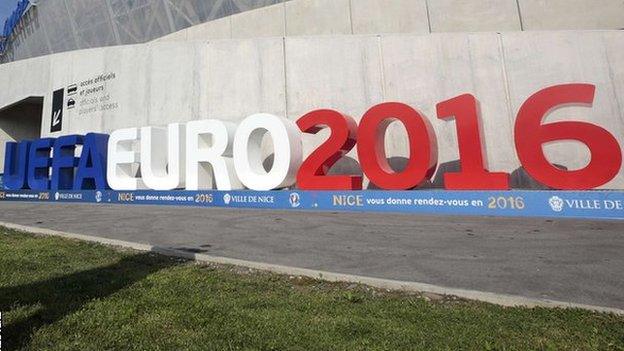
top-left (1, 0), bottom-right (624, 190)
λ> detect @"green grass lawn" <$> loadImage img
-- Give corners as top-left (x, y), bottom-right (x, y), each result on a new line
top-left (0, 227), bottom-right (623, 351)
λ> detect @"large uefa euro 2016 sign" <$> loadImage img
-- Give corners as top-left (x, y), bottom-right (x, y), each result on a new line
top-left (2, 83), bottom-right (624, 219)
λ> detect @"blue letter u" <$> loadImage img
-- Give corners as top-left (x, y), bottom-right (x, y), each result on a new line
top-left (3, 140), bottom-right (31, 190)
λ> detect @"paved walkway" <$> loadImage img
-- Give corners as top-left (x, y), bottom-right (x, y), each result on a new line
top-left (1, 202), bottom-right (623, 310)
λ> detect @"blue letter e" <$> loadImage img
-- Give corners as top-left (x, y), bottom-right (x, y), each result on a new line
top-left (27, 138), bottom-right (55, 190)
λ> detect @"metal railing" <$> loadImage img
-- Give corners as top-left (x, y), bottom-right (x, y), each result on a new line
top-left (0, 0), bottom-right (284, 63)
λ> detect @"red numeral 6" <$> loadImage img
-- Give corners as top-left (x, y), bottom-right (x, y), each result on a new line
top-left (514, 84), bottom-right (622, 189)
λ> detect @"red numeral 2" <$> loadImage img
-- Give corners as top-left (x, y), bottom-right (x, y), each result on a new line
top-left (296, 110), bottom-right (362, 190)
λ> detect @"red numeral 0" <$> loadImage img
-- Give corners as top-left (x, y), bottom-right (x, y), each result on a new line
top-left (514, 84), bottom-right (622, 189)
top-left (357, 103), bottom-right (438, 190)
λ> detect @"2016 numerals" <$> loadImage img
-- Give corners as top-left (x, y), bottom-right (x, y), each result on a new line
top-left (296, 84), bottom-right (622, 191)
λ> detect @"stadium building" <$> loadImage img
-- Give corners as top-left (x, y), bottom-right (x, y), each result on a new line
top-left (1, 0), bottom-right (623, 190)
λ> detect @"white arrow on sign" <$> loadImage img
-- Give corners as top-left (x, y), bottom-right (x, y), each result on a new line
top-left (52, 109), bottom-right (61, 126)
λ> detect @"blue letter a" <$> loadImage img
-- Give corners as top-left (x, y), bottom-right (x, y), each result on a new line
top-left (74, 133), bottom-right (109, 190)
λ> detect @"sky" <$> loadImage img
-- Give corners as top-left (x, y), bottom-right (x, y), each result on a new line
top-left (0, 0), bottom-right (20, 29)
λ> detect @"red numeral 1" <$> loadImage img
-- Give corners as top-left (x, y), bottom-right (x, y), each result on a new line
top-left (296, 109), bottom-right (362, 190)
top-left (357, 102), bottom-right (437, 190)
top-left (437, 94), bottom-right (510, 190)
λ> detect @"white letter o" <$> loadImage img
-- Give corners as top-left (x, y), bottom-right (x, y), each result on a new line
top-left (233, 113), bottom-right (302, 190)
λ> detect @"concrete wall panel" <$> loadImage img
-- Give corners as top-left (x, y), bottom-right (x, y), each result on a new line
top-left (156, 30), bottom-right (189, 43)
top-left (285, 35), bottom-right (384, 121)
top-left (350, 0), bottom-right (429, 34)
top-left (146, 42), bottom-right (208, 126)
top-left (150, 0), bottom-right (624, 44)
top-left (0, 64), bottom-right (8, 108)
top-left (519, 0), bottom-right (624, 30)
top-left (0, 102), bottom-right (42, 173)
top-left (501, 31), bottom-right (624, 189)
top-left (428, 0), bottom-right (521, 32)
top-left (102, 45), bottom-right (150, 132)
top-left (0, 57), bottom-right (47, 167)
top-left (381, 33), bottom-right (517, 184)
top-left (231, 3), bottom-right (286, 39)
top-left (284, 35), bottom-right (384, 184)
top-left (185, 16), bottom-right (231, 41)
top-left (604, 32), bottom-right (624, 129)
top-left (207, 38), bottom-right (286, 123)
top-left (67, 49), bottom-right (107, 135)
top-left (0, 57), bottom-right (49, 111)
top-left (285, 0), bottom-right (352, 36)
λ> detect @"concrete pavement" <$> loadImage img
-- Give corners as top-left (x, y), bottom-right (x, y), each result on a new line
top-left (0, 202), bottom-right (623, 310)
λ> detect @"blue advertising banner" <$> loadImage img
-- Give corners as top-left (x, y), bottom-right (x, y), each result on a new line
top-left (0, 188), bottom-right (623, 220)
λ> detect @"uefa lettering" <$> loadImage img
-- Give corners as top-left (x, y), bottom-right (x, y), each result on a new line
top-left (2, 84), bottom-right (622, 192)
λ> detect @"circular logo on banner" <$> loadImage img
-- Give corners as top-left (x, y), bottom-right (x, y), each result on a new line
top-left (223, 193), bottom-right (231, 205)
top-left (289, 193), bottom-right (300, 208)
top-left (95, 191), bottom-right (102, 203)
top-left (54, 192), bottom-right (60, 201)
top-left (549, 196), bottom-right (564, 212)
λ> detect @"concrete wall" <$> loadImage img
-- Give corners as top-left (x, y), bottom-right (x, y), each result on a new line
top-left (5, 0), bottom-right (624, 63)
top-left (0, 99), bottom-right (43, 173)
top-left (0, 58), bottom-right (49, 174)
top-left (156, 0), bottom-right (624, 42)
top-left (1, 30), bottom-right (622, 189)
top-left (519, 0), bottom-right (624, 30)
top-left (427, 0), bottom-right (522, 32)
